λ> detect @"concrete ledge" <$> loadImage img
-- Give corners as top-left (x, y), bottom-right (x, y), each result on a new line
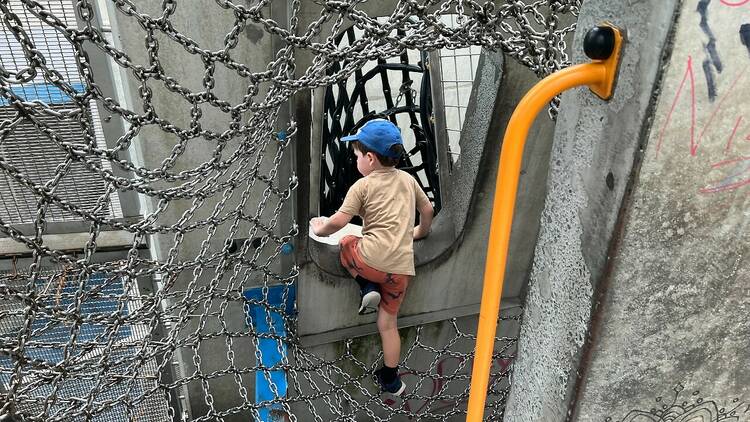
top-left (299, 296), bottom-right (522, 347)
top-left (0, 230), bottom-right (139, 255)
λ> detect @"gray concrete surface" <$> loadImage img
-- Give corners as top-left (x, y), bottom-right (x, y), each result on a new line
top-left (449, 51), bottom-right (505, 239)
top-left (505, 1), bottom-right (681, 421)
top-left (572, 0), bottom-right (750, 420)
top-left (0, 230), bottom-right (136, 255)
top-left (110, 2), bottom-right (278, 419)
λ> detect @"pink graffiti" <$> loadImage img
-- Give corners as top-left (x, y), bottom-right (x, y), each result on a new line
top-left (719, 0), bottom-right (750, 6)
top-left (656, 56), bottom-right (747, 157)
top-left (656, 56), bottom-right (749, 194)
top-left (383, 357), bottom-right (514, 418)
top-left (694, 70), bottom-right (746, 155)
top-left (725, 116), bottom-right (743, 154)
top-left (656, 56), bottom-right (696, 158)
top-left (699, 156), bottom-right (750, 194)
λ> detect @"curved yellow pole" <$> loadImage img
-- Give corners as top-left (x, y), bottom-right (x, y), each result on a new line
top-left (466, 23), bottom-right (623, 422)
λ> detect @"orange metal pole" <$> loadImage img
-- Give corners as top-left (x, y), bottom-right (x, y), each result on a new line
top-left (465, 63), bottom-right (609, 421)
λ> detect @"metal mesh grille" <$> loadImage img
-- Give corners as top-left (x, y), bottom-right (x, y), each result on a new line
top-left (0, 105), bottom-right (123, 223)
top-left (0, 266), bottom-right (170, 421)
top-left (436, 14), bottom-right (483, 166)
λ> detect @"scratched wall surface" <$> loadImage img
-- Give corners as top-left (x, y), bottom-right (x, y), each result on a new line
top-left (572, 0), bottom-right (750, 420)
top-left (504, 1), bottom-right (681, 421)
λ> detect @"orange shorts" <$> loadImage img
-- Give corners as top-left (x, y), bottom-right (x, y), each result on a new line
top-left (339, 235), bottom-right (410, 315)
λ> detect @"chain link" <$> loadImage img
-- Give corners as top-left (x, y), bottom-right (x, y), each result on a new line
top-left (0, 0), bottom-right (579, 420)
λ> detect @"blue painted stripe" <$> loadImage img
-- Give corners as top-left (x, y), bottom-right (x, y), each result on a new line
top-left (0, 82), bottom-right (85, 105)
top-left (243, 284), bottom-right (296, 422)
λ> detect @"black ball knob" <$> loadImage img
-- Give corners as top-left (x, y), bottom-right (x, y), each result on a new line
top-left (583, 25), bottom-right (615, 60)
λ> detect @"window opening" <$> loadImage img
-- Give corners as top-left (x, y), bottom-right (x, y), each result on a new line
top-left (437, 14), bottom-right (482, 168)
top-left (319, 21), bottom-right (441, 218)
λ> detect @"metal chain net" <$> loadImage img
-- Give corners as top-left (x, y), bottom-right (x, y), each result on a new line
top-left (0, 0), bottom-right (579, 420)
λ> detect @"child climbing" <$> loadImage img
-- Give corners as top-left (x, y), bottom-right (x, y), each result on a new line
top-left (309, 118), bottom-right (434, 396)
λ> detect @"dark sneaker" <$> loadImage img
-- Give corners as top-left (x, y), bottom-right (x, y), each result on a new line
top-left (358, 283), bottom-right (380, 315)
top-left (375, 368), bottom-right (406, 396)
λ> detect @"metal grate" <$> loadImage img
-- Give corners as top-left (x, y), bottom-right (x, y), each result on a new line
top-left (0, 105), bottom-right (124, 224)
top-left (319, 21), bottom-right (442, 218)
top-left (0, 0), bottom-right (123, 225)
top-left (437, 14), bottom-right (483, 167)
top-left (0, 267), bottom-right (170, 421)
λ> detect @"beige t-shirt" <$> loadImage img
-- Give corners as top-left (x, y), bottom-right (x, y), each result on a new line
top-left (339, 168), bottom-right (430, 276)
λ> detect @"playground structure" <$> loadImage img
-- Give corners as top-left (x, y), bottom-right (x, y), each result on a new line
top-left (1, 0), bottom-right (748, 421)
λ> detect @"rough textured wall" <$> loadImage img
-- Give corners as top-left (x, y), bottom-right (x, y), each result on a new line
top-left (573, 0), bottom-right (750, 420)
top-left (505, 1), bottom-right (681, 421)
top-left (110, 3), bottom-right (276, 419)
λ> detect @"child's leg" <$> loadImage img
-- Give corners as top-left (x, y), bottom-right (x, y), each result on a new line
top-left (355, 276), bottom-right (380, 315)
top-left (355, 275), bottom-right (377, 292)
top-left (375, 308), bottom-right (405, 394)
top-left (354, 275), bottom-right (368, 290)
top-left (376, 308), bottom-right (400, 367)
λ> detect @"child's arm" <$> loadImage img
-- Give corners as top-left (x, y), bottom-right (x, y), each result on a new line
top-left (413, 202), bottom-right (434, 240)
top-left (310, 212), bottom-right (353, 237)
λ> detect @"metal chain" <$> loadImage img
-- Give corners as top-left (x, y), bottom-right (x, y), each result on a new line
top-left (0, 0), bottom-right (579, 420)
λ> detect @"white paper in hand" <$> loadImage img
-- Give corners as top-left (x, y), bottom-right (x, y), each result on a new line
top-left (308, 217), bottom-right (363, 245)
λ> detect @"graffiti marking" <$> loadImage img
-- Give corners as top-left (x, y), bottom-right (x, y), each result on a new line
top-left (700, 156), bottom-right (750, 193)
top-left (698, 0), bottom-right (724, 101)
top-left (611, 384), bottom-right (749, 422)
top-left (656, 56), bottom-right (746, 158)
top-left (724, 116), bottom-right (743, 154)
top-left (695, 68), bottom-right (746, 155)
top-left (656, 56), bottom-right (696, 157)
top-left (741, 24), bottom-right (750, 57)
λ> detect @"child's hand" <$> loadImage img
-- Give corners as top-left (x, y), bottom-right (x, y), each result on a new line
top-left (413, 225), bottom-right (430, 240)
top-left (309, 217), bottom-right (327, 236)
top-left (414, 202), bottom-right (433, 241)
top-left (310, 213), bottom-right (352, 238)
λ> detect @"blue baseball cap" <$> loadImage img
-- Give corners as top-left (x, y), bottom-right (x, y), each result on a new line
top-left (341, 119), bottom-right (403, 158)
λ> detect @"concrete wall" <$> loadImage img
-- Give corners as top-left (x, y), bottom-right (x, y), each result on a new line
top-left (505, 1), bottom-right (682, 421)
top-left (109, 2), bottom-right (280, 419)
top-left (572, 0), bottom-right (750, 420)
top-left (506, 0), bottom-right (750, 421)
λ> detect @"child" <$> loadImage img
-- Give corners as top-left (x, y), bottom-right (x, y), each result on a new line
top-left (310, 118), bottom-right (434, 396)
